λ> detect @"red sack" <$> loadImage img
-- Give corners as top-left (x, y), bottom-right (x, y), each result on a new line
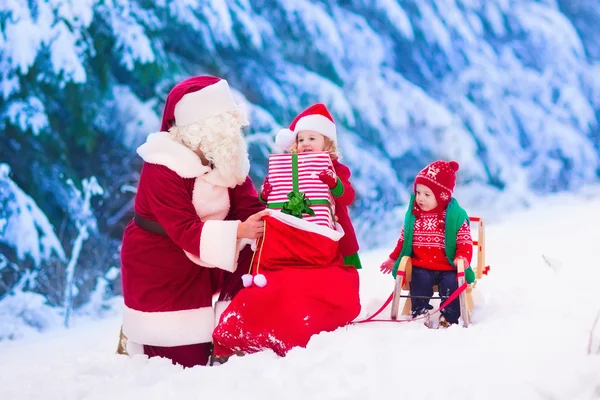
top-left (213, 213), bottom-right (360, 357)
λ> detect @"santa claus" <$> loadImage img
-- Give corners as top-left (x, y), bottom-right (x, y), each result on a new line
top-left (119, 76), bottom-right (267, 367)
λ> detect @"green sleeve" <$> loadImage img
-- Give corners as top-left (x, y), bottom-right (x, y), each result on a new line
top-left (330, 178), bottom-right (344, 197)
top-left (258, 191), bottom-right (268, 205)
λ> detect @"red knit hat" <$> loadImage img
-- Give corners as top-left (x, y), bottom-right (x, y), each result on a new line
top-left (160, 76), bottom-right (238, 131)
top-left (414, 160), bottom-right (460, 206)
top-left (275, 103), bottom-right (337, 150)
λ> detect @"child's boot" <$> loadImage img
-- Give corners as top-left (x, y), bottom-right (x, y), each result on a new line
top-left (438, 315), bottom-right (451, 328)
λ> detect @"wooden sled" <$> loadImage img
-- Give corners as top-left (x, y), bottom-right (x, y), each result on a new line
top-left (390, 216), bottom-right (488, 327)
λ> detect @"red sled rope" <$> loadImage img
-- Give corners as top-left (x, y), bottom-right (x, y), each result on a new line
top-left (352, 276), bottom-right (467, 324)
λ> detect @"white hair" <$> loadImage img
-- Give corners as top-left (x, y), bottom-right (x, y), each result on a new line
top-left (170, 105), bottom-right (251, 186)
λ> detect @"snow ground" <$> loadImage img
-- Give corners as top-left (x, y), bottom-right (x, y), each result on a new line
top-left (1, 192), bottom-right (600, 400)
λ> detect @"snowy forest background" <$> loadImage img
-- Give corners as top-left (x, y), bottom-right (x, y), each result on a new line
top-left (1, 0), bottom-right (600, 339)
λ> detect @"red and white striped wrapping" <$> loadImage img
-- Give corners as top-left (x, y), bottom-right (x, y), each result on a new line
top-left (267, 152), bottom-right (336, 230)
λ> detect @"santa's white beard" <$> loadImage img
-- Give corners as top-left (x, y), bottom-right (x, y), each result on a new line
top-left (204, 133), bottom-right (250, 186)
top-left (171, 115), bottom-right (250, 187)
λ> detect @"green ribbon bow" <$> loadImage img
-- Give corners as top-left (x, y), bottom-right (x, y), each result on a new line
top-left (281, 190), bottom-right (315, 218)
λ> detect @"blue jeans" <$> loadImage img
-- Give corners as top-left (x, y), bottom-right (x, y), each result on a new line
top-left (410, 267), bottom-right (460, 324)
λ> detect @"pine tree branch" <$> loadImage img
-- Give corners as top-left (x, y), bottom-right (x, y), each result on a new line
top-left (106, 197), bottom-right (135, 227)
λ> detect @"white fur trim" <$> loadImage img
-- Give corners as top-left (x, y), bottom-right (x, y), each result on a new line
top-left (136, 132), bottom-right (211, 178)
top-left (185, 237), bottom-right (251, 269)
top-left (174, 80), bottom-right (238, 127)
top-left (122, 305), bottom-right (214, 346)
top-left (199, 220), bottom-right (241, 272)
top-left (185, 237), bottom-right (251, 268)
top-left (192, 178), bottom-right (230, 220)
top-left (214, 300), bottom-right (231, 325)
top-left (184, 184), bottom-right (252, 268)
top-left (275, 128), bottom-right (296, 150)
top-left (294, 114), bottom-right (337, 143)
top-left (183, 251), bottom-right (207, 267)
top-left (238, 237), bottom-right (255, 252)
top-left (126, 340), bottom-right (145, 357)
top-left (268, 210), bottom-right (344, 241)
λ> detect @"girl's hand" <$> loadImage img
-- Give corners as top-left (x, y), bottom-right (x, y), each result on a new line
top-left (261, 177), bottom-right (273, 199)
top-left (379, 257), bottom-right (396, 274)
top-left (318, 168), bottom-right (337, 188)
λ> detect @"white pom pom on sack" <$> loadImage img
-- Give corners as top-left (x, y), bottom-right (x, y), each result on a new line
top-left (241, 274), bottom-right (253, 288)
top-left (253, 274), bottom-right (267, 287)
top-left (275, 128), bottom-right (296, 150)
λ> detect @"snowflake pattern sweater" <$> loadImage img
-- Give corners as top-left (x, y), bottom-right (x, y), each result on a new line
top-left (389, 208), bottom-right (473, 271)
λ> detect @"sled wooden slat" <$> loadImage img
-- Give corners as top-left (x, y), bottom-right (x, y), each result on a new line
top-left (457, 258), bottom-right (471, 327)
top-left (390, 257), bottom-right (411, 320)
top-left (474, 217), bottom-right (486, 280)
top-left (390, 267), bottom-right (405, 320)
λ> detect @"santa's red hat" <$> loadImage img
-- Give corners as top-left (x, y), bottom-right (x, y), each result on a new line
top-left (160, 76), bottom-right (239, 131)
top-left (275, 103), bottom-right (337, 150)
top-left (414, 160), bottom-right (460, 206)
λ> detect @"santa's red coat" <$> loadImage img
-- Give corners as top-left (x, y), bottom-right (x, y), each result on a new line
top-left (120, 132), bottom-right (263, 366)
top-left (212, 213), bottom-right (361, 357)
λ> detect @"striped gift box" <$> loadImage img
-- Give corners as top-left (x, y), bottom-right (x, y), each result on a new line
top-left (266, 152), bottom-right (336, 230)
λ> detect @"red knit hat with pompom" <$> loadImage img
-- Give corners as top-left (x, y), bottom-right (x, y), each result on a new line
top-left (414, 160), bottom-right (460, 207)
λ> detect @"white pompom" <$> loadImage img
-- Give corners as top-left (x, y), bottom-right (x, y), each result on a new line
top-left (275, 128), bottom-right (296, 150)
top-left (253, 273), bottom-right (267, 287)
top-left (241, 274), bottom-right (253, 288)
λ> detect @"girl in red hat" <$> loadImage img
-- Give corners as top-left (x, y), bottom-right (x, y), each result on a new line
top-left (380, 160), bottom-right (475, 327)
top-left (211, 103), bottom-right (362, 362)
top-left (262, 103), bottom-right (363, 270)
